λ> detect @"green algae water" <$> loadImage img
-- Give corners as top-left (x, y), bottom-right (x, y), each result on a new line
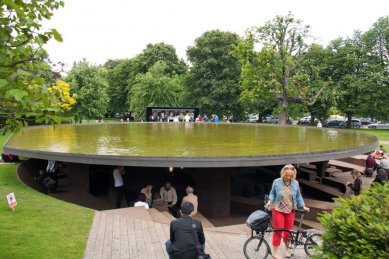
top-left (5, 123), bottom-right (377, 157)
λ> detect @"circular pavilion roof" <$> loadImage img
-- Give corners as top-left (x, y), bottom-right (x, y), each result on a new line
top-left (4, 123), bottom-right (378, 167)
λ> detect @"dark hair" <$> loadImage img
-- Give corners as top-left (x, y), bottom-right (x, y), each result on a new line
top-left (181, 202), bottom-right (194, 215)
top-left (152, 192), bottom-right (161, 200)
top-left (137, 193), bottom-right (146, 202)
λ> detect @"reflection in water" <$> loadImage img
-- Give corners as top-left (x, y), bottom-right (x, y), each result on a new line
top-left (6, 123), bottom-right (377, 157)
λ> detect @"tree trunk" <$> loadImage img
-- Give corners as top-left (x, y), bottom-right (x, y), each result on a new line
top-left (278, 97), bottom-right (288, 125)
top-left (347, 112), bottom-right (352, 128)
top-left (278, 63), bottom-right (288, 125)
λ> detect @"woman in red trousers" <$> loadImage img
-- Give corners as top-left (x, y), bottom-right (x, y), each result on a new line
top-left (266, 164), bottom-right (310, 259)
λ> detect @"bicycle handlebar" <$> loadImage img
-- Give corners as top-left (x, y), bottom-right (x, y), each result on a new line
top-left (295, 208), bottom-right (307, 214)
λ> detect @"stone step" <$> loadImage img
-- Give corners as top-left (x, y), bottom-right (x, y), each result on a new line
top-left (299, 179), bottom-right (345, 202)
top-left (299, 218), bottom-right (324, 231)
top-left (103, 206), bottom-right (153, 222)
top-left (321, 176), bottom-right (347, 193)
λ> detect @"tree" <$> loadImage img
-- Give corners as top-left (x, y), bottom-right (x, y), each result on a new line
top-left (0, 0), bottom-right (65, 131)
top-left (236, 33), bottom-right (277, 121)
top-left (327, 33), bottom-right (382, 126)
top-left (294, 44), bottom-right (335, 123)
top-left (251, 12), bottom-right (310, 124)
top-left (66, 60), bottom-right (109, 122)
top-left (319, 183), bottom-right (389, 258)
top-left (129, 61), bottom-right (183, 120)
top-left (361, 16), bottom-right (389, 120)
top-left (185, 30), bottom-right (243, 119)
top-left (47, 80), bottom-right (77, 113)
top-left (136, 43), bottom-right (187, 76)
top-left (106, 59), bottom-right (139, 115)
top-left (105, 43), bottom-right (186, 116)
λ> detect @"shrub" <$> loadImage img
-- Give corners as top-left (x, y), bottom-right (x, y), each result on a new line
top-left (319, 183), bottom-right (389, 258)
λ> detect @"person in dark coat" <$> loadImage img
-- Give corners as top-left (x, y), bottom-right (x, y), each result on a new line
top-left (347, 170), bottom-right (362, 196)
top-left (165, 202), bottom-right (205, 259)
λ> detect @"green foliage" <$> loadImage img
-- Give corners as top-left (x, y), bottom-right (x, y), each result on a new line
top-left (66, 60), bottom-right (109, 122)
top-left (319, 183), bottom-right (389, 258)
top-left (105, 43), bottom-right (186, 116)
top-left (105, 59), bottom-right (138, 114)
top-left (295, 43), bottom-right (335, 121)
top-left (0, 0), bottom-right (64, 132)
top-left (129, 61), bottom-right (183, 120)
top-left (242, 13), bottom-right (310, 124)
top-left (185, 30), bottom-right (243, 118)
top-left (0, 134), bottom-right (94, 258)
top-left (137, 43), bottom-right (187, 76)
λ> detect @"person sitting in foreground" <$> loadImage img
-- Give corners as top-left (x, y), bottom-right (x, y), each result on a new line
top-left (151, 193), bottom-right (169, 212)
top-left (134, 193), bottom-right (149, 209)
top-left (165, 202), bottom-right (205, 259)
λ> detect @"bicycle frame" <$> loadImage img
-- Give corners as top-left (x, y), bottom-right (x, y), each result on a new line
top-left (250, 210), bottom-right (310, 254)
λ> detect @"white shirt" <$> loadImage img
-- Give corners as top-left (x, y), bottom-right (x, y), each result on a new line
top-left (185, 115), bottom-right (190, 123)
top-left (381, 158), bottom-right (389, 169)
top-left (113, 169), bottom-right (123, 187)
top-left (134, 201), bottom-right (149, 209)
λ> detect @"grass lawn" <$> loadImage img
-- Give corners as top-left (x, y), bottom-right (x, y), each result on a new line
top-left (0, 133), bottom-right (94, 259)
top-left (352, 128), bottom-right (389, 150)
top-left (353, 128), bottom-right (389, 141)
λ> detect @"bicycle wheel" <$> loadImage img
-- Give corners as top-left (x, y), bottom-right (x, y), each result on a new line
top-left (304, 233), bottom-right (323, 256)
top-left (243, 236), bottom-right (270, 259)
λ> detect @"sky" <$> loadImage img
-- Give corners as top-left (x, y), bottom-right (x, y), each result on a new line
top-left (43, 0), bottom-right (389, 70)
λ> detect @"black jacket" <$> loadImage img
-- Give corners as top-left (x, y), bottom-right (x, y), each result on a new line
top-left (170, 215), bottom-right (205, 259)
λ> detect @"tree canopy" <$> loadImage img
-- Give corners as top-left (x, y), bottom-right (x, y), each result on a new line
top-left (129, 61), bottom-right (184, 120)
top-left (0, 0), bottom-right (65, 131)
top-left (185, 30), bottom-right (243, 119)
top-left (66, 60), bottom-right (109, 122)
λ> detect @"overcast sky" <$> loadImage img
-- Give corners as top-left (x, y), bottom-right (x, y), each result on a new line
top-left (43, 0), bottom-right (389, 70)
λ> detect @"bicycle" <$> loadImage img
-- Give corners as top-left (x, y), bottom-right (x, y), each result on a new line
top-left (243, 208), bottom-right (323, 258)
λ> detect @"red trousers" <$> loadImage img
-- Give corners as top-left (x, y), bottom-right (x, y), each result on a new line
top-left (272, 209), bottom-right (295, 246)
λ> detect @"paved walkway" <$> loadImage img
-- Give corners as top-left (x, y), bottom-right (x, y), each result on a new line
top-left (84, 207), bottom-right (310, 259)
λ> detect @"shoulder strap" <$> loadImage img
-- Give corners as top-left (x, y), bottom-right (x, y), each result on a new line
top-left (191, 218), bottom-right (203, 255)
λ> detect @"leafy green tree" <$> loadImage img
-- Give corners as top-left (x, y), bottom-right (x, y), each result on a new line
top-left (105, 43), bottom-right (186, 116)
top-left (295, 44), bottom-right (335, 123)
top-left (250, 13), bottom-right (310, 124)
top-left (185, 30), bottom-right (243, 119)
top-left (137, 43), bottom-right (187, 76)
top-left (0, 0), bottom-right (64, 131)
top-left (105, 59), bottom-right (139, 115)
top-left (66, 60), bottom-right (109, 122)
top-left (236, 33), bottom-right (277, 121)
top-left (327, 33), bottom-right (380, 126)
top-left (129, 61), bottom-right (183, 120)
top-left (319, 183), bottom-right (389, 258)
top-left (360, 16), bottom-right (389, 120)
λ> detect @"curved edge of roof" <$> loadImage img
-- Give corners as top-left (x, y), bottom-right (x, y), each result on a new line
top-left (3, 141), bottom-right (378, 168)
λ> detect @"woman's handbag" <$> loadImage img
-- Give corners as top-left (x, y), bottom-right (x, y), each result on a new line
top-left (191, 219), bottom-right (211, 259)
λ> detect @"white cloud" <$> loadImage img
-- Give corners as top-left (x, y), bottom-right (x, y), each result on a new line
top-left (42, 0), bottom-right (389, 69)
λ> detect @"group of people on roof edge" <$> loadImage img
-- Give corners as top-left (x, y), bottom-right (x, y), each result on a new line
top-left (149, 111), bottom-right (220, 123)
top-left (113, 166), bottom-right (198, 218)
